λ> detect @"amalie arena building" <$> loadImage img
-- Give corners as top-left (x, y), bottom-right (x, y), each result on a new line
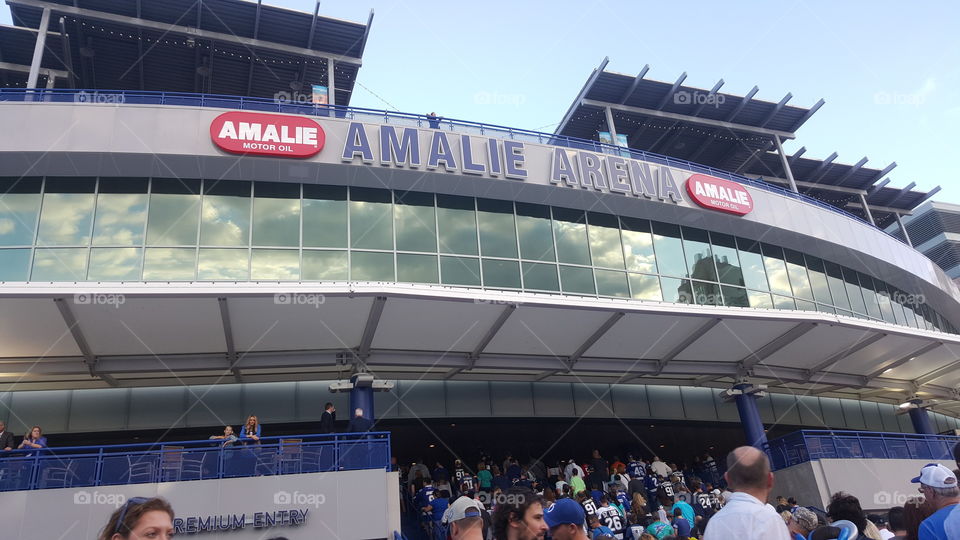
top-left (1, 0), bottom-right (960, 537)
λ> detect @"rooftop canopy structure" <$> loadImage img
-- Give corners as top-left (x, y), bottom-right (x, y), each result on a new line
top-left (556, 58), bottom-right (939, 234)
top-left (1, 0), bottom-right (372, 103)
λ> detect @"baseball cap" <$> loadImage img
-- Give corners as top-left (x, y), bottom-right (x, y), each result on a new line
top-left (910, 463), bottom-right (958, 488)
top-left (543, 498), bottom-right (586, 529)
top-left (791, 507), bottom-right (818, 531)
top-left (443, 496), bottom-right (482, 524)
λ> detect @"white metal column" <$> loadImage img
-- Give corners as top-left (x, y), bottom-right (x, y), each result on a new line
top-left (774, 134), bottom-right (799, 193)
top-left (26, 7), bottom-right (52, 89)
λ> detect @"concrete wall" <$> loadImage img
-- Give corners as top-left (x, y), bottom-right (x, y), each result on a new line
top-left (774, 458), bottom-right (956, 511)
top-left (0, 468), bottom-right (398, 539)
top-left (5, 380), bottom-right (958, 435)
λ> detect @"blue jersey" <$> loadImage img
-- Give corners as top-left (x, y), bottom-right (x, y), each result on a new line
top-left (416, 486), bottom-right (437, 510)
top-left (616, 492), bottom-right (631, 512)
top-left (644, 475), bottom-right (658, 494)
top-left (628, 461), bottom-right (644, 479)
top-left (430, 497), bottom-right (449, 522)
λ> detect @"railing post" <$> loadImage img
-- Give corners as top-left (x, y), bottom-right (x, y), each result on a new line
top-left (95, 448), bottom-right (104, 487)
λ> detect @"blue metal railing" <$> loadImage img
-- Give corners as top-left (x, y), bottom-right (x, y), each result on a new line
top-left (0, 431), bottom-right (390, 492)
top-left (767, 429), bottom-right (960, 470)
top-left (0, 88), bottom-right (895, 237)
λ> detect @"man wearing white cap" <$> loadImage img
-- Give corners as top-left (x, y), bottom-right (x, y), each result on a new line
top-left (912, 463), bottom-right (960, 540)
top-left (444, 495), bottom-right (485, 540)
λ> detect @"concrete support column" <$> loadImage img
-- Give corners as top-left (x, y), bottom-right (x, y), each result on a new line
top-left (773, 135), bottom-right (799, 193)
top-left (604, 106), bottom-right (618, 144)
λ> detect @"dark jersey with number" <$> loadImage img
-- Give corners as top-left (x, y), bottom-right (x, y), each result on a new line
top-left (627, 461), bottom-right (645, 479)
top-left (597, 506), bottom-right (625, 538)
top-left (581, 497), bottom-right (599, 518)
top-left (460, 475), bottom-right (476, 492)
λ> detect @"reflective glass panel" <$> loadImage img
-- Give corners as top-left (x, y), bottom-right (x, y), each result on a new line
top-left (440, 256), bottom-right (481, 286)
top-left (825, 262), bottom-right (850, 310)
top-left (858, 273), bottom-right (882, 319)
top-left (397, 253), bottom-right (439, 284)
top-left (559, 265), bottom-right (595, 295)
top-left (682, 228), bottom-right (717, 282)
top-left (302, 250), bottom-right (348, 280)
top-left (736, 239), bottom-right (769, 291)
top-left (302, 185), bottom-right (347, 248)
top-left (482, 259), bottom-right (521, 288)
top-left (251, 249), bottom-right (299, 280)
top-left (621, 218), bottom-right (656, 274)
top-left (516, 203), bottom-right (554, 262)
top-left (784, 250), bottom-right (813, 301)
top-left (92, 179), bottom-right (148, 246)
top-left (747, 290), bottom-right (774, 309)
top-left (351, 251), bottom-right (394, 281)
top-left (588, 213), bottom-right (625, 269)
top-left (31, 248), bottom-right (88, 281)
top-left (395, 192), bottom-right (436, 253)
top-left (477, 199), bottom-right (517, 258)
top-left (143, 248), bottom-right (196, 280)
top-left (804, 256), bottom-right (833, 305)
top-left (595, 269), bottom-right (629, 297)
top-left (693, 281), bottom-right (721, 306)
top-left (661, 277), bottom-right (694, 304)
top-left (628, 273), bottom-right (662, 301)
top-left (0, 248), bottom-right (31, 281)
top-left (88, 248), bottom-right (141, 280)
top-left (521, 262), bottom-right (559, 291)
top-left (711, 233), bottom-right (744, 286)
top-left (773, 294), bottom-right (796, 310)
top-left (146, 178), bottom-right (202, 246)
top-left (252, 183), bottom-right (300, 247)
top-left (553, 208), bottom-right (590, 265)
top-left (37, 179), bottom-right (96, 246)
top-left (721, 285), bottom-right (749, 307)
top-left (436, 195), bottom-right (478, 255)
top-left (652, 222), bottom-right (686, 278)
top-left (842, 268), bottom-right (867, 314)
top-left (201, 181), bottom-right (251, 247)
top-left (198, 248), bottom-right (249, 280)
top-left (0, 178), bottom-right (41, 246)
top-left (350, 188), bottom-right (392, 250)
top-left (761, 245), bottom-right (792, 296)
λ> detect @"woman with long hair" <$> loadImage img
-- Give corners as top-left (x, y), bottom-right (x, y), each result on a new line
top-left (98, 497), bottom-right (174, 540)
top-left (241, 415), bottom-right (261, 443)
top-left (17, 425), bottom-right (46, 455)
top-left (902, 497), bottom-right (935, 540)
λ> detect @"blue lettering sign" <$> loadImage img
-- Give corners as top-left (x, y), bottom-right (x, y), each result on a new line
top-left (460, 135), bottom-right (486, 175)
top-left (606, 156), bottom-right (631, 194)
top-left (503, 141), bottom-right (527, 179)
top-left (427, 131), bottom-right (458, 171)
top-left (379, 126), bottom-right (421, 167)
top-left (550, 148), bottom-right (578, 186)
top-left (577, 151), bottom-right (606, 189)
top-left (342, 122), bottom-right (374, 163)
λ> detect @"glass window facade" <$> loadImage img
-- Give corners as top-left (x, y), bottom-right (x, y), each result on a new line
top-left (0, 177), bottom-right (953, 334)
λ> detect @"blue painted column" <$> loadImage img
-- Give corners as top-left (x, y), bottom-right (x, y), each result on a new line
top-left (349, 373), bottom-right (375, 421)
top-left (733, 383), bottom-right (768, 450)
top-left (907, 399), bottom-right (934, 434)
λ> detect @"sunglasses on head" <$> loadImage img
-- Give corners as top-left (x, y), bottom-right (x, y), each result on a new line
top-left (115, 497), bottom-right (150, 534)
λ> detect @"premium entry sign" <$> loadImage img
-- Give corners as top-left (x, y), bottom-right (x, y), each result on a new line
top-left (210, 111), bottom-right (324, 158)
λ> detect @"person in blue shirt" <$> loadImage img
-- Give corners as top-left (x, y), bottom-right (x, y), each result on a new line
top-left (590, 484), bottom-right (604, 505)
top-left (416, 478), bottom-right (438, 532)
top-left (659, 488), bottom-right (695, 529)
top-left (671, 507), bottom-right (692, 539)
top-left (17, 425), bottom-right (47, 455)
top-left (644, 467), bottom-right (660, 512)
top-left (587, 514), bottom-right (615, 539)
top-left (424, 489), bottom-right (450, 539)
top-left (910, 464), bottom-right (960, 540)
top-left (627, 456), bottom-right (644, 480)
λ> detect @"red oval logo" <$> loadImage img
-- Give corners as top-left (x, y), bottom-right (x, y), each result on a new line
top-left (210, 111), bottom-right (324, 158)
top-left (685, 174), bottom-right (754, 216)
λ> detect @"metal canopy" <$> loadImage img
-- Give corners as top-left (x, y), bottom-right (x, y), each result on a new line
top-left (1, 283), bottom-right (959, 418)
top-left (3, 0), bottom-right (369, 101)
top-left (556, 63), bottom-right (939, 232)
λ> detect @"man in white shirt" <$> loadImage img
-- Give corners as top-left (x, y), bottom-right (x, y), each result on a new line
top-left (564, 459), bottom-right (584, 483)
top-left (703, 446), bottom-right (791, 540)
top-left (650, 456), bottom-right (671, 478)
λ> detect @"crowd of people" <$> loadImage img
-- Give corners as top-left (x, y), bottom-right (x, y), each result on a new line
top-left (399, 443), bottom-right (960, 540)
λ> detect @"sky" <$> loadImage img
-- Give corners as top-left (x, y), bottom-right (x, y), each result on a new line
top-left (3, 0), bottom-right (958, 203)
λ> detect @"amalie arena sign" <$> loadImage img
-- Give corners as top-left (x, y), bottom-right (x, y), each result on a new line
top-left (209, 111), bottom-right (753, 216)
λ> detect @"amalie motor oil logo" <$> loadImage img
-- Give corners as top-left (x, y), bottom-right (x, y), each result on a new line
top-left (210, 111), bottom-right (324, 158)
top-left (685, 174), bottom-right (754, 216)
